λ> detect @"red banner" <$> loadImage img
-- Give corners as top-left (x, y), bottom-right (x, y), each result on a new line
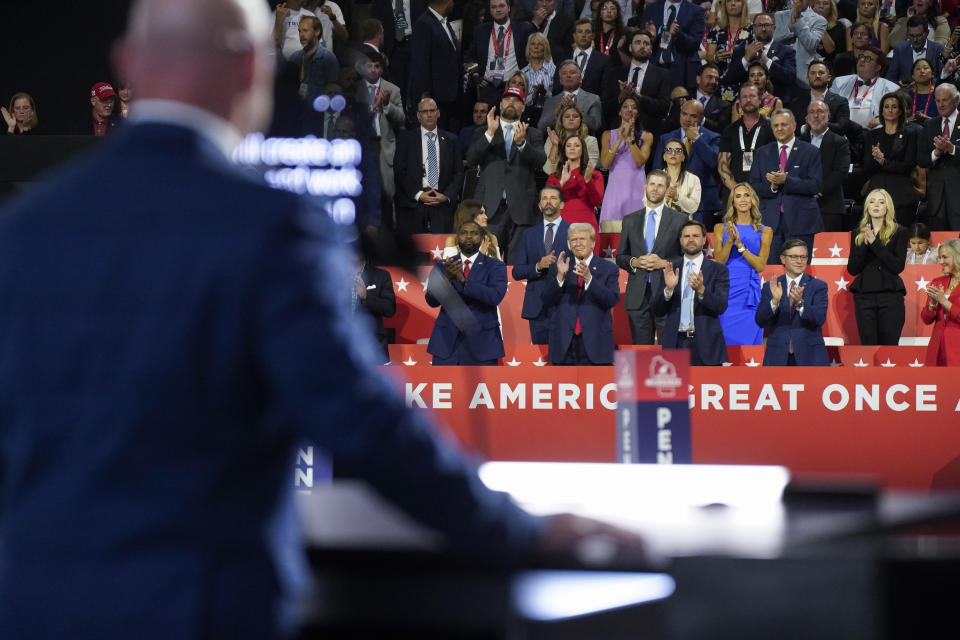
top-left (387, 366), bottom-right (960, 490)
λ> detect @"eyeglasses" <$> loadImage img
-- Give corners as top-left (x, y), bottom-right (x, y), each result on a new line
top-left (906, 31), bottom-right (927, 40)
top-left (783, 254), bottom-right (809, 261)
top-left (857, 55), bottom-right (879, 63)
top-left (664, 147), bottom-right (684, 154)
top-left (754, 21), bottom-right (774, 28)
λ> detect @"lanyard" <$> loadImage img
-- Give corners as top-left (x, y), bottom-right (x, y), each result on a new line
top-left (729, 26), bottom-right (741, 48)
top-left (850, 77), bottom-right (878, 103)
top-left (600, 29), bottom-right (616, 55)
top-left (492, 23), bottom-right (513, 59)
top-left (912, 90), bottom-right (934, 116)
top-left (738, 122), bottom-right (761, 152)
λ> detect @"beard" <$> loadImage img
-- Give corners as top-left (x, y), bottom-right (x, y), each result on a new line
top-left (540, 206), bottom-right (559, 217)
top-left (501, 105), bottom-right (520, 120)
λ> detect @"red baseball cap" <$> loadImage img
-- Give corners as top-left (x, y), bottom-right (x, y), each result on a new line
top-left (502, 86), bottom-right (525, 102)
top-left (91, 82), bottom-right (116, 100)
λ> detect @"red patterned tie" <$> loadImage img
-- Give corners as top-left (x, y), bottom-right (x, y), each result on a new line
top-left (575, 275), bottom-right (584, 335)
top-left (944, 117), bottom-right (950, 140)
top-left (463, 258), bottom-right (471, 278)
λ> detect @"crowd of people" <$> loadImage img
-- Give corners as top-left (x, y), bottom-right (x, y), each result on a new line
top-left (5, 0), bottom-right (960, 364)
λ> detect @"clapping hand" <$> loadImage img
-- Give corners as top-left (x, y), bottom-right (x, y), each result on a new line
top-left (584, 160), bottom-right (596, 181)
top-left (513, 121), bottom-right (528, 146)
top-left (560, 160), bottom-right (572, 186)
top-left (617, 80), bottom-right (637, 102)
top-left (1, 107), bottom-right (14, 131)
top-left (443, 256), bottom-right (464, 282)
top-left (355, 275), bottom-right (367, 300)
top-left (725, 221), bottom-right (740, 246)
top-left (871, 143), bottom-right (885, 164)
top-left (864, 223), bottom-right (877, 244)
top-left (788, 284), bottom-right (805, 307)
top-left (769, 276), bottom-right (783, 306)
top-left (688, 269), bottom-right (705, 295)
top-left (926, 284), bottom-right (948, 305)
top-left (546, 126), bottom-right (560, 146)
top-left (486, 106), bottom-right (501, 136)
top-left (663, 264), bottom-right (680, 292)
top-left (556, 250), bottom-right (571, 280)
top-left (573, 257), bottom-right (592, 284)
top-left (537, 250), bottom-right (557, 271)
top-left (743, 40), bottom-right (763, 63)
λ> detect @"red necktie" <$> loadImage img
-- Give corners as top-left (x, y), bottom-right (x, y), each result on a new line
top-left (463, 258), bottom-right (471, 278)
top-left (574, 275), bottom-right (584, 335)
top-left (943, 117), bottom-right (950, 139)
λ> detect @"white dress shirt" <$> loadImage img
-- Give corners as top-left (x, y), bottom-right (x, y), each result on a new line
top-left (485, 18), bottom-right (520, 82)
top-left (664, 252), bottom-right (705, 331)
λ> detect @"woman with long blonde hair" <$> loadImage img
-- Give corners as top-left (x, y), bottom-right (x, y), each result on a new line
top-left (847, 188), bottom-right (909, 344)
top-left (713, 183), bottom-right (773, 345)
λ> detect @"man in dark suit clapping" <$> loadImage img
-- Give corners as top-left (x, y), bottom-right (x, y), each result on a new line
top-left (467, 86), bottom-right (547, 262)
top-left (394, 97), bottom-right (464, 236)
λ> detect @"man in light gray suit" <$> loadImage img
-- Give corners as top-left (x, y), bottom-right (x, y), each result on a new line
top-left (357, 52), bottom-right (405, 206)
top-left (616, 170), bottom-right (687, 345)
top-left (773, 0), bottom-right (826, 90)
top-left (537, 60), bottom-right (602, 136)
top-left (468, 86), bottom-right (547, 263)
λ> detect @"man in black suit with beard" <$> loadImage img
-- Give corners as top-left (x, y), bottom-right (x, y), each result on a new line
top-left (690, 63), bottom-right (731, 134)
top-left (789, 61), bottom-right (850, 137)
top-left (394, 97), bottom-right (464, 236)
top-left (601, 29), bottom-right (671, 133)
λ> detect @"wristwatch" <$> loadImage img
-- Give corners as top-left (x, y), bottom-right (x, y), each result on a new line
top-left (737, 245), bottom-right (746, 254)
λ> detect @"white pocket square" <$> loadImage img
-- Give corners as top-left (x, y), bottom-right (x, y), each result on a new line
top-left (366, 285), bottom-right (377, 290)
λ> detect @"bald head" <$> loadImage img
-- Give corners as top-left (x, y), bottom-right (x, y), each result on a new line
top-left (115, 0), bottom-right (274, 134)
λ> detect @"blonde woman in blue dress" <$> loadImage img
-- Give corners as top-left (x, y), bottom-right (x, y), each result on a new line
top-left (713, 182), bottom-right (773, 345)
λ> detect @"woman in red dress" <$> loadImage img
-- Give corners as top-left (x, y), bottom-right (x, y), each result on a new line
top-left (546, 135), bottom-right (605, 249)
top-left (922, 239), bottom-right (960, 366)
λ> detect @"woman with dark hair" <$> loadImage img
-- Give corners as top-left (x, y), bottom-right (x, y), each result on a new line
top-left (547, 135), bottom-right (605, 240)
top-left (731, 63), bottom-right (782, 121)
top-left (847, 188), bottom-right (909, 345)
top-left (599, 95), bottom-right (653, 232)
top-left (445, 200), bottom-right (500, 259)
top-left (833, 21), bottom-right (875, 76)
top-left (2, 93), bottom-right (40, 135)
top-left (593, 0), bottom-right (626, 58)
top-left (713, 183), bottom-right (773, 345)
top-left (862, 91), bottom-right (921, 226)
top-left (661, 138), bottom-right (701, 218)
top-left (890, 0), bottom-right (950, 46)
top-left (116, 83), bottom-right (133, 119)
top-left (908, 58), bottom-right (936, 123)
top-left (922, 238), bottom-right (960, 365)
top-left (543, 105), bottom-right (600, 173)
top-left (847, 0), bottom-right (889, 53)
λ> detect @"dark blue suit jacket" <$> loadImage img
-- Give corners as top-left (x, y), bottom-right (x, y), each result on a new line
top-left (512, 219), bottom-right (571, 319)
top-left (410, 9), bottom-right (461, 104)
top-left (653, 126), bottom-right (722, 216)
top-left (425, 254), bottom-right (507, 361)
top-left (0, 123), bottom-right (538, 639)
top-left (467, 19), bottom-right (535, 77)
top-left (748, 139), bottom-right (823, 236)
top-left (722, 40), bottom-right (797, 102)
top-left (755, 273), bottom-right (829, 366)
top-left (652, 257), bottom-right (729, 366)
top-left (542, 256), bottom-right (620, 364)
top-left (641, 0), bottom-right (706, 89)
top-left (885, 40), bottom-right (944, 84)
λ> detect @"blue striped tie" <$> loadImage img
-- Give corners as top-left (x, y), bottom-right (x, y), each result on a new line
top-left (426, 131), bottom-right (438, 188)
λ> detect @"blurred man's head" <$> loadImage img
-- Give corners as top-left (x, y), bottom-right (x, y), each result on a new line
top-left (116, 0), bottom-right (276, 135)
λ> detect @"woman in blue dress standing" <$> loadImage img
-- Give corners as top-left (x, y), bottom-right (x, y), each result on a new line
top-left (713, 183), bottom-right (774, 345)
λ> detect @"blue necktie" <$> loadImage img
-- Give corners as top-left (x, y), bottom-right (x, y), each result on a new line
top-left (426, 131), bottom-right (438, 188)
top-left (504, 123), bottom-right (513, 158)
top-left (645, 210), bottom-right (656, 254)
top-left (680, 260), bottom-right (695, 328)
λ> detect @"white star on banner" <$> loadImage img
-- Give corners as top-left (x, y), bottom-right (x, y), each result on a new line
top-left (721, 361), bottom-right (733, 366)
top-left (745, 358), bottom-right (761, 367)
top-left (830, 359), bottom-right (841, 366)
top-left (532, 357), bottom-right (548, 366)
top-left (602, 246), bottom-right (616, 258)
top-left (853, 358), bottom-right (868, 367)
top-left (829, 244), bottom-right (843, 258)
top-left (915, 275), bottom-right (931, 291)
top-left (420, 279), bottom-right (429, 290)
top-left (834, 275), bottom-right (850, 291)
top-left (402, 357), bottom-right (417, 366)
top-left (431, 245), bottom-right (444, 260)
top-left (880, 359), bottom-right (896, 367)
top-left (705, 245), bottom-right (715, 258)
top-left (506, 357), bottom-right (522, 366)
top-left (909, 359), bottom-right (925, 367)
top-left (395, 277), bottom-right (409, 292)
top-left (812, 247), bottom-right (819, 256)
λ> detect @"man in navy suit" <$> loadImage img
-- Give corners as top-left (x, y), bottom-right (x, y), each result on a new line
top-left (426, 221), bottom-right (507, 364)
top-left (749, 108), bottom-right (822, 259)
top-left (394, 96), bottom-right (464, 236)
top-left (410, 0), bottom-right (463, 131)
top-left (466, 0), bottom-right (536, 106)
top-left (512, 186), bottom-right (571, 344)
top-left (652, 220), bottom-right (730, 366)
top-left (653, 99), bottom-right (722, 227)
top-left (0, 1), bottom-right (636, 637)
top-left (640, 0), bottom-right (705, 90)
top-left (566, 18), bottom-right (611, 96)
top-left (542, 223), bottom-right (621, 365)
top-left (372, 0), bottom-right (428, 98)
top-left (600, 30), bottom-right (671, 133)
top-left (755, 239), bottom-right (829, 366)
top-left (722, 12), bottom-right (797, 103)
top-left (885, 15), bottom-right (944, 84)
